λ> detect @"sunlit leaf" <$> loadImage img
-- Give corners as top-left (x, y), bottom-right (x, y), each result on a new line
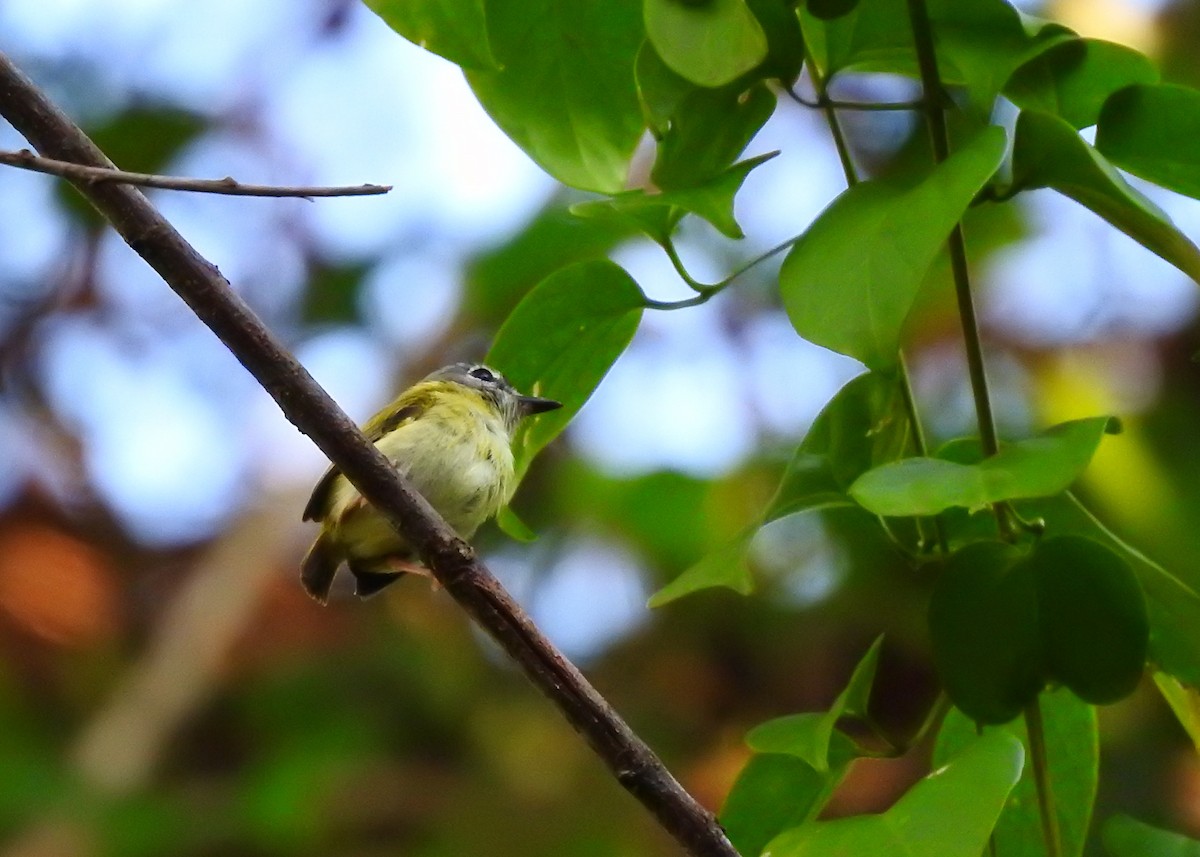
top-left (746, 635), bottom-right (882, 771)
top-left (764, 732), bottom-right (1024, 857)
top-left (1096, 83), bottom-right (1200, 200)
top-left (935, 688), bottom-right (1098, 857)
top-left (850, 417), bottom-right (1110, 517)
top-left (1103, 815), bottom-right (1200, 857)
top-left (644, 0), bottom-right (767, 88)
top-left (780, 127), bottom-right (1005, 370)
top-left (1012, 109), bottom-right (1200, 283)
top-left (1004, 39), bottom-right (1159, 130)
top-left (571, 152), bottom-right (778, 240)
top-left (496, 506), bottom-right (537, 543)
top-left (646, 531), bottom-right (755, 607)
top-left (364, 0), bottom-right (497, 70)
top-left (466, 0), bottom-right (645, 193)
top-left (486, 260), bottom-right (644, 477)
top-left (652, 81), bottom-right (777, 190)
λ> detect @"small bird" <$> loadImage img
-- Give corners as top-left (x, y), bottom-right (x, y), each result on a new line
top-left (300, 362), bottom-right (561, 603)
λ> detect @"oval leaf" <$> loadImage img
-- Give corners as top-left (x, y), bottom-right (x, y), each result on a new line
top-left (764, 731), bottom-right (1025, 857)
top-left (930, 541), bottom-right (1044, 724)
top-left (364, 0), bottom-right (497, 70)
top-left (1004, 39), bottom-right (1158, 130)
top-left (1096, 83), bottom-right (1200, 200)
top-left (644, 0), bottom-right (768, 88)
top-left (1031, 535), bottom-right (1148, 704)
top-left (1103, 815), bottom-right (1200, 857)
top-left (486, 260), bottom-right (644, 477)
top-left (781, 127), bottom-right (1006, 370)
top-left (850, 416), bottom-right (1110, 517)
top-left (1013, 109), bottom-right (1200, 283)
top-left (466, 0), bottom-right (645, 193)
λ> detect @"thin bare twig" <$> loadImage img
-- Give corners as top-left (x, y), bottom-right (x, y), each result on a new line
top-left (0, 147), bottom-right (391, 197)
top-left (0, 51), bottom-right (738, 857)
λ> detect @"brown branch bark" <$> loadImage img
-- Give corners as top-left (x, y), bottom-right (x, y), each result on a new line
top-left (0, 146), bottom-right (390, 197)
top-left (0, 52), bottom-right (739, 857)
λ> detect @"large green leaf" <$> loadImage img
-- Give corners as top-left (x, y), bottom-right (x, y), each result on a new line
top-left (780, 127), bottom-right (1005, 370)
top-left (648, 372), bottom-right (907, 606)
top-left (1004, 39), bottom-right (1159, 130)
top-left (571, 152), bottom-right (778, 240)
top-left (1103, 816), bottom-right (1200, 857)
top-left (935, 688), bottom-right (1098, 857)
top-left (721, 733), bottom-right (860, 857)
top-left (644, 0), bottom-right (767, 88)
top-left (850, 417), bottom-right (1110, 517)
top-left (651, 80), bottom-right (778, 190)
top-left (465, 0), bottom-right (645, 193)
top-left (486, 261), bottom-right (643, 477)
top-left (746, 636), bottom-right (882, 771)
top-left (1096, 84), bottom-right (1200, 201)
top-left (364, 0), bottom-right (497, 70)
top-left (764, 732), bottom-right (1024, 857)
top-left (1012, 109), bottom-right (1200, 284)
top-left (800, 0), bottom-right (1072, 109)
top-left (1153, 672), bottom-right (1200, 752)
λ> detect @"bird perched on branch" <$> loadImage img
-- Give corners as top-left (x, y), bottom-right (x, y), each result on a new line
top-left (300, 362), bottom-right (561, 602)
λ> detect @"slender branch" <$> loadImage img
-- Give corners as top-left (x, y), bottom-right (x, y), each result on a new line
top-left (0, 51), bottom-right (738, 857)
top-left (787, 89), bottom-right (926, 112)
top-left (1024, 699), bottom-right (1064, 857)
top-left (645, 233), bottom-right (801, 311)
top-left (804, 69), bottom-right (858, 185)
top-left (0, 147), bottom-right (391, 198)
top-left (904, 0), bottom-right (1013, 539)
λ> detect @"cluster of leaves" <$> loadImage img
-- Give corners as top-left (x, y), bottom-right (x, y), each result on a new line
top-left (365, 0), bottom-right (1200, 853)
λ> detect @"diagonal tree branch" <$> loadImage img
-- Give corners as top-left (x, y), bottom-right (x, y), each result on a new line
top-left (0, 146), bottom-right (391, 197)
top-left (0, 52), bottom-right (739, 857)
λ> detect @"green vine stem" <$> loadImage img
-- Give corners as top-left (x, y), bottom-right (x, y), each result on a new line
top-left (643, 232), bottom-right (802, 310)
top-left (903, 2), bottom-right (1057, 856)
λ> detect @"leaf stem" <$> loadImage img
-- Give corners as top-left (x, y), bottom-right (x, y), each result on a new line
top-left (787, 88), bottom-right (926, 113)
top-left (1025, 698), bottom-right (1064, 857)
top-left (904, 0), bottom-right (1014, 540)
top-left (645, 233), bottom-right (802, 310)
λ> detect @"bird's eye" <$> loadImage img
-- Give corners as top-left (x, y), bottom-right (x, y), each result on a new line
top-left (469, 366), bottom-right (496, 383)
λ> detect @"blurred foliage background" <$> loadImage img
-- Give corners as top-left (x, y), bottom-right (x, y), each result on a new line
top-left (1, 0), bottom-right (1199, 855)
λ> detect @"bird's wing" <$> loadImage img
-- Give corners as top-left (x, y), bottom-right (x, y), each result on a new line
top-left (301, 401), bottom-right (424, 522)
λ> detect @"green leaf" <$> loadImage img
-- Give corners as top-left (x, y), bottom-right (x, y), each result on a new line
top-left (496, 506), bottom-right (537, 543)
top-left (764, 732), bottom-right (1024, 857)
top-left (1032, 536), bottom-right (1148, 704)
top-left (364, 0), bottom-right (497, 70)
top-left (1096, 84), bottom-right (1200, 200)
top-left (648, 371), bottom-right (906, 606)
top-left (1103, 815), bottom-right (1200, 857)
top-left (486, 260), bottom-right (644, 477)
top-left (851, 417), bottom-right (1110, 517)
top-left (646, 531), bottom-right (755, 607)
top-left (1012, 109), bottom-right (1200, 283)
top-left (571, 152), bottom-right (777, 240)
top-left (746, 0), bottom-right (806, 83)
top-left (721, 734), bottom-right (860, 856)
top-left (465, 0), bottom-right (645, 193)
top-left (644, 0), bottom-right (768, 88)
top-left (1005, 39), bottom-right (1159, 130)
top-left (800, 0), bottom-right (1073, 110)
top-left (780, 127), bottom-right (1006, 370)
top-left (636, 41), bottom-right (698, 136)
top-left (651, 81), bottom-right (777, 190)
top-left (1153, 672), bottom-right (1200, 752)
top-left (930, 541), bottom-right (1044, 724)
top-left (935, 688), bottom-right (1098, 857)
top-left (746, 636), bottom-right (882, 771)
top-left (301, 260), bottom-right (370, 326)
top-left (806, 0), bottom-right (859, 21)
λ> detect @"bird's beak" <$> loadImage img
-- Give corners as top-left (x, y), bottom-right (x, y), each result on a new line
top-left (518, 395), bottom-right (562, 416)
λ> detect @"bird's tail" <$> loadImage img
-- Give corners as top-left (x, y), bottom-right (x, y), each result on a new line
top-left (300, 534), bottom-right (340, 604)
